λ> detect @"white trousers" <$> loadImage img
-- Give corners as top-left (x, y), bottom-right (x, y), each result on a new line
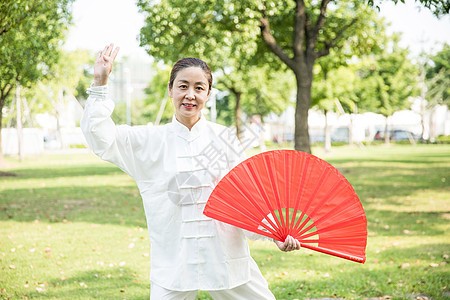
top-left (150, 265), bottom-right (276, 300)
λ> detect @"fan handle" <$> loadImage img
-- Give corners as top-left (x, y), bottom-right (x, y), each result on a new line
top-left (300, 243), bottom-right (366, 264)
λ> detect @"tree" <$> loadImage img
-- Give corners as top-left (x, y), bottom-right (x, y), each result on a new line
top-left (2, 49), bottom-right (92, 149)
top-left (138, 0), bottom-right (255, 138)
top-left (138, 0), bottom-right (383, 152)
top-left (368, 0), bottom-right (450, 17)
top-left (142, 62), bottom-right (174, 125)
top-left (421, 44), bottom-right (450, 140)
top-left (214, 63), bottom-right (294, 138)
top-left (256, 0), bottom-right (385, 152)
top-left (40, 50), bottom-right (92, 148)
top-left (425, 44), bottom-right (450, 107)
top-left (311, 19), bottom-right (386, 151)
top-left (0, 0), bottom-right (73, 163)
top-left (138, 0), bottom-right (294, 140)
top-left (355, 35), bottom-right (420, 144)
top-left (1, 1), bottom-right (45, 36)
top-left (239, 65), bottom-right (295, 118)
top-left (312, 65), bottom-right (358, 151)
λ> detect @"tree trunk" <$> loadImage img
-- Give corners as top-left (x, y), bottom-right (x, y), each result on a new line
top-left (348, 114), bottom-right (354, 146)
top-left (0, 103), bottom-right (4, 167)
top-left (420, 103), bottom-right (426, 141)
top-left (294, 75), bottom-right (312, 153)
top-left (384, 117), bottom-right (390, 145)
top-left (232, 90), bottom-right (242, 141)
top-left (57, 88), bottom-right (64, 149)
top-left (429, 105), bottom-right (436, 142)
top-left (0, 85), bottom-right (13, 167)
top-left (419, 65), bottom-right (426, 141)
top-left (258, 0), bottom-right (334, 153)
top-left (16, 86), bottom-right (24, 161)
top-left (324, 109), bottom-right (331, 152)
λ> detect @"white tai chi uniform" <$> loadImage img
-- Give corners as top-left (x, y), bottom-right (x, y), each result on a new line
top-left (81, 85), bottom-right (276, 299)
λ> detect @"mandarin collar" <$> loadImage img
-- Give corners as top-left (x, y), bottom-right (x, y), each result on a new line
top-left (171, 114), bottom-right (207, 141)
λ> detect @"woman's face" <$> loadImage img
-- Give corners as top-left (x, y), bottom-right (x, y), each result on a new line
top-left (168, 66), bottom-right (210, 128)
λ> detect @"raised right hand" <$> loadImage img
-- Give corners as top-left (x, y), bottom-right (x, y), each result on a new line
top-left (93, 43), bottom-right (120, 86)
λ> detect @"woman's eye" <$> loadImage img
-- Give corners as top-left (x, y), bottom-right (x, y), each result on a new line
top-left (180, 85), bottom-right (187, 89)
top-left (196, 86), bottom-right (204, 91)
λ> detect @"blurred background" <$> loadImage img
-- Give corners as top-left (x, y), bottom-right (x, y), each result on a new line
top-left (1, 0), bottom-right (449, 161)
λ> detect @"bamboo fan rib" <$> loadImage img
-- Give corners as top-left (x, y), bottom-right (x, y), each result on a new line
top-left (203, 150), bottom-right (367, 263)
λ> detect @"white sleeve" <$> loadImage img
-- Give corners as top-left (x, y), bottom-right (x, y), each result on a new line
top-left (80, 84), bottom-right (137, 177)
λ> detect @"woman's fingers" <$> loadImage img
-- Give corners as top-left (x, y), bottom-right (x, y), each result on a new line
top-left (287, 236), bottom-right (295, 251)
top-left (106, 43), bottom-right (114, 56)
top-left (288, 236), bottom-right (295, 250)
top-left (104, 43), bottom-right (112, 56)
top-left (100, 43), bottom-right (114, 59)
top-left (102, 45), bottom-right (108, 56)
top-left (275, 235), bottom-right (301, 252)
top-left (296, 239), bottom-right (301, 250)
top-left (95, 51), bottom-right (102, 64)
top-left (111, 46), bottom-right (120, 62)
top-left (283, 236), bottom-right (300, 251)
top-left (101, 44), bottom-right (119, 62)
top-left (98, 44), bottom-right (119, 62)
top-left (285, 236), bottom-right (292, 250)
top-left (93, 44), bottom-right (119, 86)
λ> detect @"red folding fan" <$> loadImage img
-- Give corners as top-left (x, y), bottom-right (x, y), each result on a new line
top-left (203, 150), bottom-right (367, 263)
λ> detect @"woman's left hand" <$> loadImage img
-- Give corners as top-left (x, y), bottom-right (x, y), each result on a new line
top-left (275, 235), bottom-right (301, 252)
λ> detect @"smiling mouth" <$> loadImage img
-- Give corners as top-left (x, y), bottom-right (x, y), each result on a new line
top-left (182, 103), bottom-right (196, 108)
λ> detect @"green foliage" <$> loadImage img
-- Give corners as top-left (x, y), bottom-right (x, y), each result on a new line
top-left (141, 62), bottom-right (174, 125)
top-left (215, 91), bottom-right (235, 126)
top-left (216, 64), bottom-right (295, 118)
top-left (435, 135), bottom-right (450, 144)
top-left (258, 0), bottom-right (386, 153)
top-left (355, 35), bottom-right (420, 117)
top-left (425, 44), bottom-right (450, 107)
top-left (137, 0), bottom-right (384, 152)
top-left (1, 85), bottom-right (55, 129)
top-left (312, 65), bottom-right (359, 112)
top-left (138, 0), bottom-right (262, 68)
top-left (0, 0), bottom-right (73, 157)
top-left (111, 99), bottom-right (151, 126)
top-left (241, 65), bottom-right (295, 117)
top-left (368, 0), bottom-right (450, 17)
top-left (1, 49), bottom-right (94, 128)
top-left (74, 52), bottom-right (96, 101)
top-left (109, 62), bottom-right (174, 126)
top-left (137, 0), bottom-right (294, 126)
top-left (318, 1), bottom-right (386, 58)
top-left (0, 1), bottom-right (63, 36)
top-left (48, 50), bottom-right (93, 94)
top-left (0, 0), bottom-right (73, 93)
top-left (311, 4), bottom-right (386, 115)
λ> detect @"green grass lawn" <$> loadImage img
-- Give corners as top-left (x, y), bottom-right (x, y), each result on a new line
top-left (1, 144), bottom-right (449, 299)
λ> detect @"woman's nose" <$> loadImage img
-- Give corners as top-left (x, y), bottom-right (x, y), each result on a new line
top-left (185, 88), bottom-right (195, 99)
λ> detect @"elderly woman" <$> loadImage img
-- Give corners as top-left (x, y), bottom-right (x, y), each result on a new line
top-left (81, 44), bottom-right (300, 300)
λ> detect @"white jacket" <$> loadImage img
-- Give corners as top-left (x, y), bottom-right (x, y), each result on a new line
top-left (80, 85), bottom-right (261, 291)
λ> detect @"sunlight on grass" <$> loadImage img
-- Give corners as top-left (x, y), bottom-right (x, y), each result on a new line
top-left (1, 145), bottom-right (449, 299)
